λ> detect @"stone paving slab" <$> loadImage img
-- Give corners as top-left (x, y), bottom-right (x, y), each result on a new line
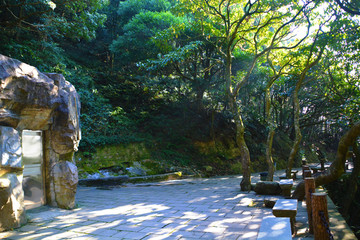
top-left (0, 170), bottom-right (355, 240)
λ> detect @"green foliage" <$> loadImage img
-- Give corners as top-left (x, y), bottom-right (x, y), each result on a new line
top-left (0, 0), bottom-right (107, 41)
top-left (75, 143), bottom-right (151, 174)
top-left (118, 0), bottom-right (171, 19)
top-left (1, 0), bottom-right (359, 198)
top-left (0, 39), bottom-right (67, 73)
top-left (77, 87), bottom-right (140, 151)
top-left (111, 11), bottom-right (179, 64)
top-left (139, 41), bottom-right (203, 71)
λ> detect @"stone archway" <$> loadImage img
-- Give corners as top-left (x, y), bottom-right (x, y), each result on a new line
top-left (0, 54), bottom-right (81, 231)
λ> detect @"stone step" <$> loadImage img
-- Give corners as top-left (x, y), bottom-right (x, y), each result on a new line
top-left (257, 216), bottom-right (292, 240)
top-left (273, 199), bottom-right (298, 234)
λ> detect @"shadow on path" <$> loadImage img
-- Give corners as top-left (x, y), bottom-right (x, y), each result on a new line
top-left (0, 169), bottom-right (354, 240)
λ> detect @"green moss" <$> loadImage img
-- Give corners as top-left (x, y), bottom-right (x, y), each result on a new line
top-left (273, 156), bottom-right (287, 170)
top-left (194, 140), bottom-right (241, 159)
top-left (75, 125), bottom-right (296, 177)
top-left (59, 152), bottom-right (74, 162)
top-left (75, 143), bottom-right (151, 174)
top-left (230, 162), bottom-right (242, 174)
top-left (140, 159), bottom-right (166, 175)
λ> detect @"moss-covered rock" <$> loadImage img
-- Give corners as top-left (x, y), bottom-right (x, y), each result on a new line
top-left (75, 143), bottom-right (152, 177)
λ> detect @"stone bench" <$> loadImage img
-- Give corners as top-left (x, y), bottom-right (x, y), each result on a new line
top-left (279, 170), bottom-right (298, 180)
top-left (279, 179), bottom-right (293, 198)
top-left (254, 181), bottom-right (281, 195)
top-left (272, 199), bottom-right (298, 234)
top-left (257, 216), bottom-right (292, 240)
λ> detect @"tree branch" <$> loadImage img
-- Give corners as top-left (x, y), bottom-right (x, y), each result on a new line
top-left (334, 0), bottom-right (360, 15)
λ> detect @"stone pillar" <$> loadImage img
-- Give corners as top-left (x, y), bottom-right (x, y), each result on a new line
top-left (279, 179), bottom-right (293, 198)
top-left (0, 127), bottom-right (26, 232)
top-left (43, 130), bottom-right (57, 208)
top-left (44, 131), bottom-right (78, 209)
top-left (305, 177), bottom-right (315, 234)
top-left (312, 193), bottom-right (331, 240)
top-left (304, 170), bottom-right (312, 178)
top-left (53, 160), bottom-right (78, 209)
top-left (302, 165), bottom-right (310, 179)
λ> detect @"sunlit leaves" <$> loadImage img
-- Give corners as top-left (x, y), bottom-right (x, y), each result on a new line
top-left (117, 0), bottom-right (171, 26)
top-left (110, 10), bottom-right (179, 64)
top-left (138, 41), bottom-right (203, 71)
top-left (47, 0), bottom-right (56, 10)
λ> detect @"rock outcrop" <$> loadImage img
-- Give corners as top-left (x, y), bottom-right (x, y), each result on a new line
top-left (53, 161), bottom-right (78, 209)
top-left (0, 126), bottom-right (25, 232)
top-left (0, 55), bottom-right (81, 152)
top-left (0, 127), bottom-right (22, 168)
top-left (0, 54), bottom-right (81, 231)
top-left (0, 173), bottom-right (26, 231)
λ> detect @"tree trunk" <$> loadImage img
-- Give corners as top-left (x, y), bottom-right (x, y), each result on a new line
top-left (265, 88), bottom-right (275, 181)
top-left (292, 122), bottom-right (360, 200)
top-left (286, 89), bottom-right (302, 178)
top-left (266, 129), bottom-right (275, 181)
top-left (195, 87), bottom-right (205, 111)
top-left (229, 96), bottom-right (251, 191)
top-left (224, 48), bottom-right (251, 191)
top-left (210, 110), bottom-right (215, 141)
top-left (239, 134), bottom-right (251, 191)
top-left (286, 38), bottom-right (324, 178)
top-left (342, 141), bottom-right (360, 215)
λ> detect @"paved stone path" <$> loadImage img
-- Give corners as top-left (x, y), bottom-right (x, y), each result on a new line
top-left (0, 170), bottom-right (354, 240)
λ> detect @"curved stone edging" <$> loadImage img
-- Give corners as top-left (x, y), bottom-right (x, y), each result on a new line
top-left (78, 172), bottom-right (184, 187)
top-left (78, 175), bottom-right (130, 187)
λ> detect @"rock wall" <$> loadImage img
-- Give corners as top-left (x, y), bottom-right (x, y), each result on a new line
top-left (0, 127), bottom-right (22, 168)
top-left (0, 54), bottom-right (81, 231)
top-left (0, 127), bottom-right (25, 232)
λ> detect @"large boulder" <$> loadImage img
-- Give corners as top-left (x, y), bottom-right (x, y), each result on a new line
top-left (0, 127), bottom-right (25, 231)
top-left (0, 54), bottom-right (81, 154)
top-left (53, 161), bottom-right (78, 209)
top-left (0, 127), bottom-right (21, 168)
top-left (254, 181), bottom-right (282, 195)
top-left (0, 174), bottom-right (26, 232)
top-left (45, 73), bottom-right (81, 154)
top-left (0, 54), bottom-right (81, 231)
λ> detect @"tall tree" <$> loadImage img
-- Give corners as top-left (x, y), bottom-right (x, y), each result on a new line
top-left (178, 0), bottom-right (311, 190)
top-left (291, 6), bottom-right (360, 199)
top-left (293, 122), bottom-right (360, 200)
top-left (264, 52), bottom-right (293, 181)
top-left (286, 29), bottom-right (327, 178)
top-left (139, 10), bottom-right (224, 110)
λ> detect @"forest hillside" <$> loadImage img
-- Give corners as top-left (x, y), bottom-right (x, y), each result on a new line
top-left (1, 0), bottom-right (359, 234)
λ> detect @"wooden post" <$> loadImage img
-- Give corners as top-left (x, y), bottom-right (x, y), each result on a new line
top-left (302, 165), bottom-right (310, 179)
top-left (304, 170), bottom-right (312, 178)
top-left (304, 177), bottom-right (315, 234)
top-left (312, 193), bottom-right (332, 240)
